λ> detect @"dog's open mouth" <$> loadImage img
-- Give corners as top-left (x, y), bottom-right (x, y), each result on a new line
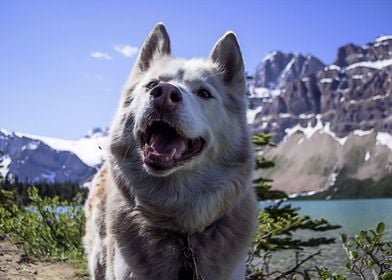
top-left (140, 121), bottom-right (205, 170)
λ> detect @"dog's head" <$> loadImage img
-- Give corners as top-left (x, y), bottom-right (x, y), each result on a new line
top-left (110, 23), bottom-right (251, 179)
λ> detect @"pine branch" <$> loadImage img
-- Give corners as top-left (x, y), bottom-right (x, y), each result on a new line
top-left (274, 250), bottom-right (322, 279)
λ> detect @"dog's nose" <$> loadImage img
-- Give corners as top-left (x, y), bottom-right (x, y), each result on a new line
top-left (150, 83), bottom-right (183, 111)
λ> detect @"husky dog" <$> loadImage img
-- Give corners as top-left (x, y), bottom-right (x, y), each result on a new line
top-left (84, 23), bottom-right (257, 280)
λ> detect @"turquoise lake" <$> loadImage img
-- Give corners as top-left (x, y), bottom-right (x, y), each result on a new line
top-left (259, 198), bottom-right (392, 273)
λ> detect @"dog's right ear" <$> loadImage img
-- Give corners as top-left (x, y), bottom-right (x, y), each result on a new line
top-left (132, 23), bottom-right (171, 77)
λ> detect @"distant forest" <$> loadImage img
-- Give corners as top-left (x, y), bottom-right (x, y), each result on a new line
top-left (0, 176), bottom-right (88, 205)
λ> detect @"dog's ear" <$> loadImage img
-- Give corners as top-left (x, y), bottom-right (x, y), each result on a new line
top-left (133, 23), bottom-right (171, 75)
top-left (209, 32), bottom-right (245, 85)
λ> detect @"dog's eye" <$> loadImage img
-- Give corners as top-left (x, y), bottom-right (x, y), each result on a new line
top-left (196, 88), bottom-right (213, 99)
top-left (145, 80), bottom-right (159, 90)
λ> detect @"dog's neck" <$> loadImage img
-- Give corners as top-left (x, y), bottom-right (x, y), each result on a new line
top-left (113, 164), bottom-right (249, 233)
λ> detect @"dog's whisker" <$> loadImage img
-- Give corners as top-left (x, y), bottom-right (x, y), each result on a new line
top-left (121, 142), bottom-right (134, 166)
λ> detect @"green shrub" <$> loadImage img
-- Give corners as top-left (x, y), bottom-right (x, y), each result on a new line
top-left (0, 187), bottom-right (86, 269)
top-left (247, 134), bottom-right (341, 279)
top-left (316, 222), bottom-right (392, 280)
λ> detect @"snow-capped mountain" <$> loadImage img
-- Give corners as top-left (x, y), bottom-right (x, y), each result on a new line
top-left (1, 35), bottom-right (391, 194)
top-left (250, 35), bottom-right (392, 194)
top-left (253, 51), bottom-right (325, 90)
top-left (249, 35), bottom-right (392, 143)
top-left (0, 128), bottom-right (108, 183)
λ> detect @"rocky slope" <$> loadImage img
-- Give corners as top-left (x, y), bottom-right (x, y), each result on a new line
top-left (250, 35), bottom-right (392, 194)
top-left (258, 120), bottom-right (392, 194)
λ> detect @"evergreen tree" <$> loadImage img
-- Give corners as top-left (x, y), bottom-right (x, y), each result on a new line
top-left (0, 150), bottom-right (4, 182)
top-left (247, 134), bottom-right (341, 279)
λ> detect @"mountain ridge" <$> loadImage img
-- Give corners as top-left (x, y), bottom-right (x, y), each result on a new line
top-left (1, 35), bottom-right (392, 195)
top-left (250, 34), bottom-right (392, 194)
top-left (0, 128), bottom-right (107, 183)
top-left (249, 34), bottom-right (392, 143)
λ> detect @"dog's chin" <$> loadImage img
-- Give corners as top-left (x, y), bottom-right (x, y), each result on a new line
top-left (138, 120), bottom-right (205, 177)
top-left (142, 163), bottom-right (179, 177)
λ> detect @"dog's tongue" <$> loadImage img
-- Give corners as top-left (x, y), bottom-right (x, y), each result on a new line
top-left (150, 132), bottom-right (186, 158)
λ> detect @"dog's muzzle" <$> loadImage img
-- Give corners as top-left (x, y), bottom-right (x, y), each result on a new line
top-left (137, 83), bottom-right (205, 172)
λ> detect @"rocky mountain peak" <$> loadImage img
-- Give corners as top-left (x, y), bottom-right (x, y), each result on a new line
top-left (334, 35), bottom-right (392, 67)
top-left (254, 51), bottom-right (325, 89)
top-left (249, 35), bottom-right (392, 143)
top-left (0, 130), bottom-right (98, 183)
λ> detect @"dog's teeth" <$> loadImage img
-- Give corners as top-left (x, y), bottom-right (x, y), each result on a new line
top-left (150, 133), bottom-right (157, 145)
top-left (170, 148), bottom-right (176, 160)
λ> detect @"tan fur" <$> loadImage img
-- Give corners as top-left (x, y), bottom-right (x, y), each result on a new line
top-left (84, 23), bottom-right (258, 280)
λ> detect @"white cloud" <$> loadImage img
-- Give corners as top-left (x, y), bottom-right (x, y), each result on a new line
top-left (90, 51), bottom-right (112, 60)
top-left (114, 44), bottom-right (139, 58)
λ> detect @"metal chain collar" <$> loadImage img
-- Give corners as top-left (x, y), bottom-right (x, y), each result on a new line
top-left (178, 234), bottom-right (204, 280)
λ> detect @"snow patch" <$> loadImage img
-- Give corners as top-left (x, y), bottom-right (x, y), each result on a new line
top-left (346, 58), bottom-right (392, 71)
top-left (284, 115), bottom-right (326, 140)
top-left (376, 132), bottom-right (392, 151)
top-left (21, 142), bottom-right (39, 151)
top-left (352, 74), bottom-right (363, 80)
top-left (320, 78), bottom-right (333, 83)
top-left (0, 154), bottom-right (11, 178)
top-left (262, 51), bottom-right (279, 62)
top-left (279, 113), bottom-right (292, 118)
top-left (0, 128), bottom-right (13, 137)
top-left (250, 87), bottom-right (269, 98)
top-left (250, 87), bottom-right (281, 99)
top-left (365, 151), bottom-right (370, 162)
top-left (374, 41), bottom-right (390, 48)
top-left (284, 116), bottom-right (323, 140)
top-left (247, 107), bottom-right (262, 123)
top-left (329, 172), bottom-right (338, 187)
top-left (299, 113), bottom-right (315, 119)
top-left (353, 129), bottom-right (373, 136)
top-left (288, 191), bottom-right (317, 199)
top-left (15, 132), bottom-right (107, 167)
top-left (325, 65), bottom-right (341, 71)
top-left (281, 57), bottom-right (295, 79)
top-left (372, 95), bottom-right (385, 101)
top-left (375, 35), bottom-right (392, 43)
top-left (260, 122), bottom-right (268, 130)
top-left (321, 122), bottom-right (348, 145)
top-left (284, 115), bottom-right (349, 145)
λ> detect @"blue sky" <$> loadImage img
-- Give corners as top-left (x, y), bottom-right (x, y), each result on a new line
top-left (1, 0), bottom-right (391, 139)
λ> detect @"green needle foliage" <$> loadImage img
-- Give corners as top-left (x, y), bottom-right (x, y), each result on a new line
top-left (0, 150), bottom-right (4, 181)
top-left (247, 134), bottom-right (341, 279)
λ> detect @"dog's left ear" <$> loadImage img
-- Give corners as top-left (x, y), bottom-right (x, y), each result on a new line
top-left (209, 32), bottom-right (245, 85)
